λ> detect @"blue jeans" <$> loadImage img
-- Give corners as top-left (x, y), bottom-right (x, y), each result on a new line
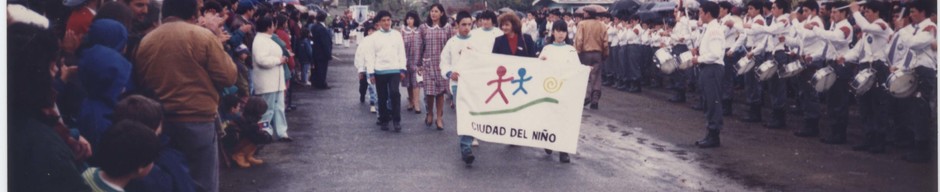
top-left (459, 135), bottom-right (474, 157)
top-left (259, 91), bottom-right (289, 139)
top-left (165, 121), bottom-right (219, 192)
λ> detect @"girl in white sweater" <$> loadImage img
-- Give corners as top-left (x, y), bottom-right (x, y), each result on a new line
top-left (536, 21), bottom-right (580, 163)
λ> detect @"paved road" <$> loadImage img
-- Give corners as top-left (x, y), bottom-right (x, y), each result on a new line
top-left (220, 44), bottom-right (936, 192)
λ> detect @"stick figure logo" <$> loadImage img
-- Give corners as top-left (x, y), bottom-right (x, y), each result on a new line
top-left (512, 68), bottom-right (533, 95)
top-left (485, 66), bottom-right (514, 104)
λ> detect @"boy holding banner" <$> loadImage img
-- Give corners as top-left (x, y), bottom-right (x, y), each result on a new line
top-left (441, 11), bottom-right (480, 165)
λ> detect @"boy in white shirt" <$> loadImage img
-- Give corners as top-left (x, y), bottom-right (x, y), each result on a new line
top-left (442, 11), bottom-right (480, 165)
top-left (365, 11), bottom-right (407, 132)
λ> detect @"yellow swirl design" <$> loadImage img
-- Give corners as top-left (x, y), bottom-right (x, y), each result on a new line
top-left (543, 77), bottom-right (564, 93)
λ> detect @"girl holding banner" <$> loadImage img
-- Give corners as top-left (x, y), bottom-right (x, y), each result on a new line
top-left (536, 21), bottom-right (579, 163)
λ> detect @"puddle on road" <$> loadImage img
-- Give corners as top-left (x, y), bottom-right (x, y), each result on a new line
top-left (575, 112), bottom-right (759, 192)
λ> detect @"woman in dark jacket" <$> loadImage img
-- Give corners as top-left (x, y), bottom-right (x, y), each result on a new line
top-left (492, 12), bottom-right (538, 58)
top-left (9, 23), bottom-right (92, 192)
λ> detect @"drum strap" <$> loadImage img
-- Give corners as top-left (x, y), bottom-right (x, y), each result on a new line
top-left (887, 32), bottom-right (901, 65)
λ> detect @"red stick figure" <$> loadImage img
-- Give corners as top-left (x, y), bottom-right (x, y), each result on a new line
top-left (486, 66), bottom-right (514, 104)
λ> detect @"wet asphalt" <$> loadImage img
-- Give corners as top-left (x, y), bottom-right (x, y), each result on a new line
top-left (220, 44), bottom-right (937, 192)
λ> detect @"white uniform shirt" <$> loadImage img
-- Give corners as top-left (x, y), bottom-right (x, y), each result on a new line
top-left (843, 12), bottom-right (893, 64)
top-left (800, 15), bottom-right (827, 60)
top-left (814, 19), bottom-right (853, 60)
top-left (751, 13), bottom-right (791, 53)
top-left (720, 15), bottom-right (744, 49)
top-left (732, 15), bottom-right (767, 52)
top-left (671, 16), bottom-right (695, 46)
top-left (697, 19), bottom-right (727, 65)
top-left (607, 24), bottom-right (621, 46)
top-left (908, 19), bottom-right (937, 69)
top-left (886, 25), bottom-right (916, 67)
top-left (626, 24), bottom-right (644, 44)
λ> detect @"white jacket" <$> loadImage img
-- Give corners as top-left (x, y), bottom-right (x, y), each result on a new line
top-left (252, 33), bottom-right (286, 94)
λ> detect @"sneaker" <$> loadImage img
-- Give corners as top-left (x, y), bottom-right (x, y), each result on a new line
top-left (472, 139), bottom-right (479, 147)
top-left (370, 106), bottom-right (376, 113)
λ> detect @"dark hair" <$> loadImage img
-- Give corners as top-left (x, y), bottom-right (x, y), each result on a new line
top-left (829, 1), bottom-right (850, 15)
top-left (718, 1), bottom-right (734, 12)
top-left (584, 9), bottom-right (598, 19)
top-left (478, 10), bottom-right (498, 23)
top-left (95, 1), bottom-right (134, 28)
top-left (497, 12), bottom-right (522, 35)
top-left (774, 0), bottom-right (791, 13)
top-left (747, 0), bottom-right (764, 12)
top-left (374, 10), bottom-right (392, 24)
top-left (548, 20), bottom-right (570, 44)
top-left (162, 0), bottom-right (198, 20)
top-left (9, 23), bottom-right (59, 119)
top-left (763, 0), bottom-right (774, 10)
top-left (425, 3), bottom-right (449, 27)
top-left (202, 0), bottom-right (223, 14)
top-left (455, 11), bottom-right (473, 24)
top-left (702, 1), bottom-right (721, 18)
top-left (404, 11), bottom-right (421, 27)
top-left (98, 120), bottom-right (160, 178)
top-left (275, 13), bottom-right (289, 29)
top-left (909, 0), bottom-right (936, 17)
top-left (863, 1), bottom-right (892, 23)
top-left (235, 1), bottom-right (254, 15)
top-left (549, 9), bottom-right (562, 16)
top-left (113, 95), bottom-right (164, 131)
top-left (802, 0), bottom-right (819, 12)
top-left (316, 11), bottom-right (328, 22)
top-left (243, 97), bottom-right (268, 124)
top-left (256, 16), bottom-right (274, 32)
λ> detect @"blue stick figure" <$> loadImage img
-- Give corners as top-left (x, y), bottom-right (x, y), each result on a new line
top-left (512, 68), bottom-right (533, 95)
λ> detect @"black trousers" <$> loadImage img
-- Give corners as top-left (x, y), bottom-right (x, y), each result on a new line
top-left (896, 67), bottom-right (938, 141)
top-left (359, 74), bottom-right (368, 98)
top-left (799, 60), bottom-right (826, 120)
top-left (723, 49), bottom-right (745, 101)
top-left (670, 45), bottom-right (691, 93)
top-left (857, 62), bottom-right (890, 134)
top-left (312, 60), bottom-right (330, 87)
top-left (699, 64), bottom-right (725, 131)
top-left (375, 73), bottom-right (401, 123)
top-left (826, 62), bottom-right (855, 133)
top-left (744, 52), bottom-right (769, 106)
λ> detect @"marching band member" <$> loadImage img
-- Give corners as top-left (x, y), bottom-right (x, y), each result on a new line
top-left (793, 0), bottom-right (828, 138)
top-left (731, 0), bottom-right (769, 123)
top-left (624, 15), bottom-right (645, 92)
top-left (666, 7), bottom-right (696, 103)
top-left (892, 0), bottom-right (936, 163)
top-left (810, 1), bottom-right (854, 145)
top-left (838, 1), bottom-right (894, 153)
top-left (719, 1), bottom-right (743, 116)
top-left (748, 0), bottom-right (794, 129)
top-left (691, 1), bottom-right (726, 148)
top-left (605, 15), bottom-right (623, 90)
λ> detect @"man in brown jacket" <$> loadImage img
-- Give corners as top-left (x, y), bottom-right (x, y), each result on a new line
top-left (133, 0), bottom-right (236, 191)
top-left (574, 8), bottom-right (609, 109)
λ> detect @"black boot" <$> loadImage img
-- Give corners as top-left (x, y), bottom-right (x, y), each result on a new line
top-left (559, 152), bottom-right (571, 163)
top-left (668, 91), bottom-right (686, 103)
top-left (695, 129), bottom-right (721, 148)
top-left (740, 104), bottom-right (762, 123)
top-left (763, 109), bottom-right (786, 129)
top-left (614, 80), bottom-right (627, 90)
top-left (590, 92), bottom-right (600, 109)
top-left (820, 125), bottom-right (847, 144)
top-left (902, 140), bottom-right (931, 163)
top-left (722, 99), bottom-right (733, 116)
top-left (690, 98), bottom-right (704, 111)
top-left (853, 132), bottom-right (877, 151)
top-left (627, 81), bottom-right (642, 93)
top-left (602, 76), bottom-right (614, 86)
top-left (867, 133), bottom-right (886, 154)
top-left (794, 119), bottom-right (819, 137)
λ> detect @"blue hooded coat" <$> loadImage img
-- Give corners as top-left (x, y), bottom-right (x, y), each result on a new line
top-left (76, 19), bottom-right (131, 149)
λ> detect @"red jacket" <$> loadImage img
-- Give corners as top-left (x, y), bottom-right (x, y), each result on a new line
top-left (275, 29), bottom-right (296, 70)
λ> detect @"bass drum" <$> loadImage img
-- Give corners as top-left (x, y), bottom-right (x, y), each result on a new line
top-left (778, 60), bottom-right (804, 78)
top-left (886, 69), bottom-right (918, 98)
top-left (756, 60), bottom-right (778, 81)
top-left (655, 48), bottom-right (678, 74)
top-left (850, 68), bottom-right (877, 96)
top-left (677, 51), bottom-right (694, 70)
top-left (810, 66), bottom-right (837, 93)
top-left (735, 56), bottom-right (755, 75)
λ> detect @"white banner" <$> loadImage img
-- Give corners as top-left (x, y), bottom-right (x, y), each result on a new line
top-left (455, 51), bottom-right (590, 154)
